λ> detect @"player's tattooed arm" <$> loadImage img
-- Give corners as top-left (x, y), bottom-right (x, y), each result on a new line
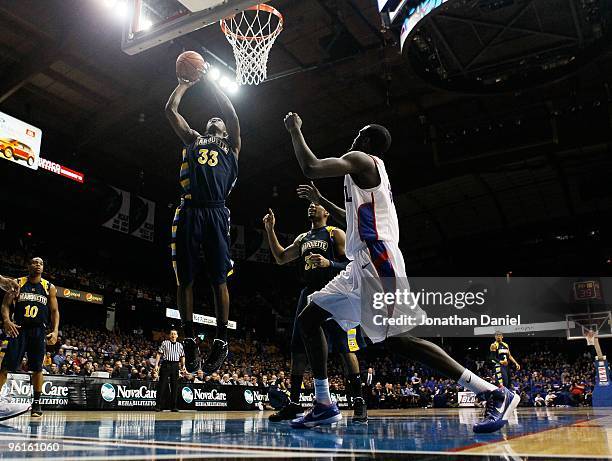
top-left (46, 284), bottom-right (59, 345)
top-left (209, 80), bottom-right (241, 154)
top-left (297, 182), bottom-right (346, 225)
top-left (284, 112), bottom-right (375, 184)
top-left (1, 291), bottom-right (19, 337)
top-left (165, 79), bottom-right (200, 146)
top-left (263, 209), bottom-right (300, 265)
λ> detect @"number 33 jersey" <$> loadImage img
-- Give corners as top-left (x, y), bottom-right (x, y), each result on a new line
top-left (13, 277), bottom-right (51, 328)
top-left (180, 135), bottom-right (238, 203)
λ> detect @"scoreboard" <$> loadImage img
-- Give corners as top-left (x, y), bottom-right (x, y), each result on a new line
top-left (573, 280), bottom-right (602, 301)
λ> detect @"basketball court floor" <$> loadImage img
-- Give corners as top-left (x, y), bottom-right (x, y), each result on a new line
top-left (0, 408), bottom-right (609, 460)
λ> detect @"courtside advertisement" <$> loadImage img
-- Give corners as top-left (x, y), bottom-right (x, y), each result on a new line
top-left (0, 111), bottom-right (42, 171)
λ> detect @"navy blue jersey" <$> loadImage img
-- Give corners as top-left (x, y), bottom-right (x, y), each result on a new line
top-left (180, 134), bottom-right (238, 203)
top-left (490, 340), bottom-right (510, 364)
top-left (13, 277), bottom-right (50, 328)
top-left (298, 226), bottom-right (340, 290)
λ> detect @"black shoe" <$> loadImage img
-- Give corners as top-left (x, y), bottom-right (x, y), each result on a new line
top-left (31, 402), bottom-right (43, 418)
top-left (268, 402), bottom-right (304, 422)
top-left (154, 407), bottom-right (162, 412)
top-left (352, 397), bottom-right (368, 424)
top-left (183, 337), bottom-right (201, 373)
top-left (201, 339), bottom-right (228, 373)
top-left (171, 408), bottom-right (179, 413)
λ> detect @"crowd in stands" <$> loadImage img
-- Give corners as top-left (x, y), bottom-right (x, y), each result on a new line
top-left (10, 323), bottom-right (595, 409)
top-left (0, 248), bottom-right (597, 409)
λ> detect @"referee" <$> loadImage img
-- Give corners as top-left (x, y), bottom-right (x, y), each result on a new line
top-left (154, 329), bottom-right (185, 412)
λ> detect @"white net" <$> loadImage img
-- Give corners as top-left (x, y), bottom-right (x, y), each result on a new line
top-left (220, 4), bottom-right (283, 85)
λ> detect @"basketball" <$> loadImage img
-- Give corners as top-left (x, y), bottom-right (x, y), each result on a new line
top-left (176, 51), bottom-right (206, 83)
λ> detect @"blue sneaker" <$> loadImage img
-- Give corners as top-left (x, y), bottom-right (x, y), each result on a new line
top-left (473, 387), bottom-right (520, 433)
top-left (290, 401), bottom-right (342, 429)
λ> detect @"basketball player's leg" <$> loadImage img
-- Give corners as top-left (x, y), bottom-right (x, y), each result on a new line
top-left (28, 328), bottom-right (46, 417)
top-left (172, 204), bottom-right (201, 371)
top-left (0, 334), bottom-right (31, 420)
top-left (328, 322), bottom-right (368, 423)
top-left (201, 207), bottom-right (233, 373)
top-left (269, 288), bottom-right (311, 422)
top-left (384, 334), bottom-right (519, 432)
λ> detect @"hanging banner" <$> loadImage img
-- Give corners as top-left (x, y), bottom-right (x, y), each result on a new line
top-left (101, 186), bottom-right (130, 234)
top-left (129, 195), bottom-right (156, 242)
top-left (0, 111), bottom-right (42, 171)
top-left (230, 225), bottom-right (245, 260)
top-left (245, 229), bottom-right (271, 263)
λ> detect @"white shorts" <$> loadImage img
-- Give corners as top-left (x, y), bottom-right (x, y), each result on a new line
top-left (309, 242), bottom-right (419, 343)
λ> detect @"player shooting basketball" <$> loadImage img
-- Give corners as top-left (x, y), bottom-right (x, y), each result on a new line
top-left (263, 202), bottom-right (367, 423)
top-left (165, 62), bottom-right (241, 374)
top-left (283, 112), bottom-right (519, 433)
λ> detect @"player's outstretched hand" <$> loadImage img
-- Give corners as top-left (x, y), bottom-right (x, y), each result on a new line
top-left (46, 330), bottom-right (58, 345)
top-left (0, 275), bottom-right (19, 296)
top-left (263, 208), bottom-right (276, 232)
top-left (284, 112), bottom-right (302, 132)
top-left (515, 363), bottom-right (521, 371)
top-left (4, 320), bottom-right (20, 338)
top-left (297, 181), bottom-right (321, 204)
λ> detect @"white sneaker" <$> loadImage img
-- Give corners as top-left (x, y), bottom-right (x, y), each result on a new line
top-left (0, 396), bottom-right (31, 422)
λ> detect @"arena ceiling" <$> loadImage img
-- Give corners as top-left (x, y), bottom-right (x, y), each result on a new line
top-left (1, 0), bottom-right (612, 261)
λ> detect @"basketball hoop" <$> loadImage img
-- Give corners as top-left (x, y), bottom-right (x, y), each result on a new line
top-left (220, 4), bottom-right (283, 85)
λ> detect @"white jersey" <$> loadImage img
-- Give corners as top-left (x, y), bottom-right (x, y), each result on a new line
top-left (310, 155), bottom-right (421, 343)
top-left (344, 155), bottom-right (400, 259)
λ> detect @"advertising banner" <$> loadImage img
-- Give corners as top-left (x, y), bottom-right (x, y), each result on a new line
top-left (178, 384), bottom-right (255, 410)
top-left (2, 374), bottom-right (87, 409)
top-left (55, 286), bottom-right (104, 305)
top-left (0, 111), bottom-right (42, 171)
top-left (2, 375), bottom-right (350, 411)
top-left (88, 378), bottom-right (158, 409)
top-left (458, 391), bottom-right (477, 407)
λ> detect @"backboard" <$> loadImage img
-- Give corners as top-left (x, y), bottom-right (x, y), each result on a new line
top-left (121, 0), bottom-right (264, 55)
top-left (566, 311), bottom-right (612, 340)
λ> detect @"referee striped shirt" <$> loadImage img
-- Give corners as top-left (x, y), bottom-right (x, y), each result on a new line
top-left (158, 340), bottom-right (185, 363)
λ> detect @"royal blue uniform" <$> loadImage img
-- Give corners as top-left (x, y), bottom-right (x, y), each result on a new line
top-left (171, 134), bottom-right (238, 285)
top-left (292, 226), bottom-right (366, 354)
top-left (1, 277), bottom-right (50, 372)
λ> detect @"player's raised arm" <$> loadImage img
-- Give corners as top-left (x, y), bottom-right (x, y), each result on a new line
top-left (208, 80), bottom-right (241, 155)
top-left (165, 78), bottom-right (201, 146)
top-left (263, 209), bottom-right (300, 265)
top-left (297, 182), bottom-right (346, 225)
top-left (284, 112), bottom-right (374, 181)
top-left (46, 284), bottom-right (59, 345)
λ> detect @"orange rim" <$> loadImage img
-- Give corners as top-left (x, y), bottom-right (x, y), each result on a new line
top-left (220, 3), bottom-right (283, 42)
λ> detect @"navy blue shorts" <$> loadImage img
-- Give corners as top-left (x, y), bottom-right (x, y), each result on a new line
top-left (1, 326), bottom-right (46, 372)
top-left (291, 287), bottom-right (366, 354)
top-left (171, 201), bottom-right (233, 286)
top-left (495, 364), bottom-right (510, 387)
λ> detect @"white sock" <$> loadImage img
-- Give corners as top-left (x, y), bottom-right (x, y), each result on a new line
top-left (314, 378), bottom-right (332, 405)
top-left (458, 369), bottom-right (497, 394)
